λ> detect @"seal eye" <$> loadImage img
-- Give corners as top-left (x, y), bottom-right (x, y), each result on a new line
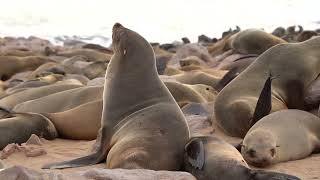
top-left (206, 88), bottom-right (210, 90)
top-left (247, 149), bottom-right (256, 158)
top-left (270, 148), bottom-right (276, 157)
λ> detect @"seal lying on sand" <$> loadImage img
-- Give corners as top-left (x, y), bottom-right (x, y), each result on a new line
top-left (184, 136), bottom-right (301, 180)
top-left (0, 111), bottom-right (57, 150)
top-left (0, 56), bottom-right (53, 81)
top-left (240, 109), bottom-right (320, 167)
top-left (0, 83), bottom-right (82, 118)
top-left (215, 37), bottom-right (320, 137)
top-left (42, 23), bottom-right (190, 170)
top-left (13, 86), bottom-right (103, 113)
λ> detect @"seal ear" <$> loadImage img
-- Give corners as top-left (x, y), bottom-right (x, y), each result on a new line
top-left (251, 72), bottom-right (274, 126)
top-left (215, 67), bottom-right (239, 92)
top-left (185, 138), bottom-right (205, 170)
top-left (250, 169), bottom-right (301, 180)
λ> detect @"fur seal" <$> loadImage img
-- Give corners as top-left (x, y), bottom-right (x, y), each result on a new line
top-left (13, 86), bottom-right (103, 113)
top-left (0, 83), bottom-right (82, 115)
top-left (240, 109), bottom-right (320, 167)
top-left (0, 112), bottom-right (57, 150)
top-left (42, 100), bottom-right (103, 140)
top-left (57, 49), bottom-right (112, 62)
top-left (0, 56), bottom-right (53, 81)
top-left (214, 37), bottom-right (320, 137)
top-left (230, 29), bottom-right (287, 55)
top-left (42, 23), bottom-right (190, 170)
top-left (171, 70), bottom-right (226, 88)
top-left (164, 81), bottom-right (216, 107)
top-left (184, 136), bottom-right (301, 180)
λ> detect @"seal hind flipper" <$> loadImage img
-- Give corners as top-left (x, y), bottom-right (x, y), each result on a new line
top-left (251, 73), bottom-right (273, 126)
top-left (215, 67), bottom-right (239, 92)
top-left (185, 137), bottom-right (205, 170)
top-left (42, 152), bottom-right (104, 169)
top-left (251, 169), bottom-right (301, 180)
top-left (42, 127), bottom-right (110, 169)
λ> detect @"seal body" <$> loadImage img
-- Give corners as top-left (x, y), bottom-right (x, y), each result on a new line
top-left (231, 29), bottom-right (287, 55)
top-left (0, 113), bottom-right (57, 150)
top-left (13, 85), bottom-right (103, 113)
top-left (215, 37), bottom-right (320, 137)
top-left (42, 23), bottom-right (190, 170)
top-left (184, 136), bottom-right (301, 180)
top-left (241, 109), bottom-right (320, 167)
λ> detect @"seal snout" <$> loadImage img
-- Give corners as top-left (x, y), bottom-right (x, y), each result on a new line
top-left (113, 23), bottom-right (124, 30)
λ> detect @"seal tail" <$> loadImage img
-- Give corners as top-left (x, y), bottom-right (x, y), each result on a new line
top-left (251, 72), bottom-right (276, 126)
top-left (250, 169), bottom-right (301, 180)
top-left (215, 67), bottom-right (239, 92)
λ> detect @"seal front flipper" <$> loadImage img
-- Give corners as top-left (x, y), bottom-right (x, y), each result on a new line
top-left (184, 137), bottom-right (205, 170)
top-left (250, 169), bottom-right (301, 180)
top-left (250, 73), bottom-right (274, 126)
top-left (215, 67), bottom-right (239, 92)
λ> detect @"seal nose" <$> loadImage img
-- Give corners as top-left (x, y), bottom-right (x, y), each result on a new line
top-left (247, 148), bottom-right (256, 158)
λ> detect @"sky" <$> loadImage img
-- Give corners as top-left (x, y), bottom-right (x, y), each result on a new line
top-left (0, 0), bottom-right (319, 44)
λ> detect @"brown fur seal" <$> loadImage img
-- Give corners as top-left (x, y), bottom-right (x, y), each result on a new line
top-left (171, 70), bottom-right (226, 88)
top-left (13, 86), bottom-right (103, 113)
top-left (57, 49), bottom-right (112, 62)
top-left (163, 81), bottom-right (216, 107)
top-left (230, 29), bottom-right (287, 55)
top-left (42, 100), bottom-right (103, 140)
top-left (0, 112), bottom-right (57, 150)
top-left (42, 23), bottom-right (190, 170)
top-left (0, 56), bottom-right (54, 81)
top-left (240, 109), bottom-right (320, 167)
top-left (184, 136), bottom-right (301, 180)
top-left (215, 37), bottom-right (320, 137)
top-left (0, 83), bottom-right (82, 114)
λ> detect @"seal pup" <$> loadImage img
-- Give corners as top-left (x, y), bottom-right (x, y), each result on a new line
top-left (42, 23), bottom-right (190, 170)
top-left (215, 37), bottom-right (320, 137)
top-left (240, 109), bottom-right (320, 167)
top-left (184, 136), bottom-right (301, 180)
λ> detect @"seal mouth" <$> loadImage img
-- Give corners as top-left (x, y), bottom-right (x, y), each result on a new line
top-left (246, 157), bottom-right (272, 168)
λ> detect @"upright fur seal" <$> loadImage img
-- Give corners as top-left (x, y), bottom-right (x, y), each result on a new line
top-left (240, 110), bottom-right (320, 167)
top-left (184, 136), bottom-right (301, 180)
top-left (42, 23), bottom-right (190, 170)
top-left (214, 37), bottom-right (320, 137)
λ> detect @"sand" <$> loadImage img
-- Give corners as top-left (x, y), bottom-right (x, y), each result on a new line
top-left (1, 132), bottom-right (319, 180)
